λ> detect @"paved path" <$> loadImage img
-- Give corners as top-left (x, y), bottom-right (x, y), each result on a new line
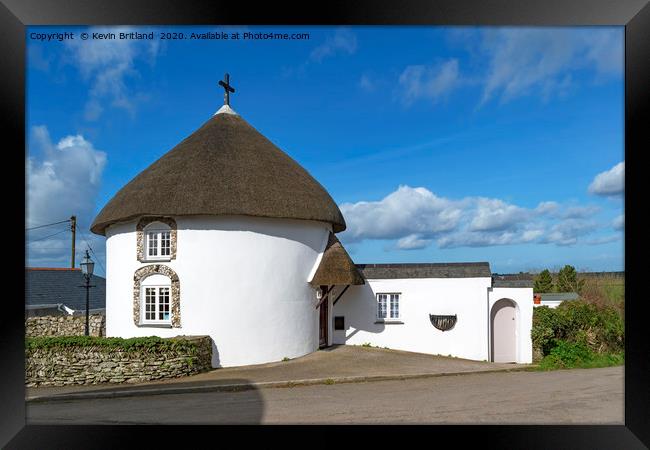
top-left (27, 366), bottom-right (624, 424)
top-left (27, 345), bottom-right (528, 400)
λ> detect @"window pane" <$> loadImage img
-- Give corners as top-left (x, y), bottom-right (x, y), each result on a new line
top-left (377, 294), bottom-right (387, 318)
top-left (161, 231), bottom-right (171, 256)
top-left (145, 287), bottom-right (156, 320)
top-left (390, 294), bottom-right (399, 319)
top-left (158, 287), bottom-right (170, 321)
top-left (148, 232), bottom-right (158, 256)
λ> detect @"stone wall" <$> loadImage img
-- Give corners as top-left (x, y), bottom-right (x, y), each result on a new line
top-left (25, 314), bottom-right (106, 337)
top-left (26, 335), bottom-right (212, 387)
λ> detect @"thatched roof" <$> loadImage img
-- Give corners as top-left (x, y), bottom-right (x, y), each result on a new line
top-left (310, 233), bottom-right (364, 286)
top-left (91, 109), bottom-right (346, 235)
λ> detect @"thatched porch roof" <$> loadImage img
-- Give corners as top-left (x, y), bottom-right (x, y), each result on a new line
top-left (310, 233), bottom-right (364, 286)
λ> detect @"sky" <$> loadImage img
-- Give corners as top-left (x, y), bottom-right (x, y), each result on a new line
top-left (26, 26), bottom-right (625, 277)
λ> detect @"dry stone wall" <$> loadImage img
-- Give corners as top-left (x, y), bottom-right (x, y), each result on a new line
top-left (26, 314), bottom-right (106, 337)
top-left (26, 335), bottom-right (212, 387)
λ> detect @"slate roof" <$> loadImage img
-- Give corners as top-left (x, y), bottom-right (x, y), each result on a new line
top-left (355, 262), bottom-right (491, 279)
top-left (540, 292), bottom-right (579, 302)
top-left (492, 273), bottom-right (534, 280)
top-left (492, 279), bottom-right (534, 288)
top-left (91, 109), bottom-right (346, 235)
top-left (25, 268), bottom-right (106, 311)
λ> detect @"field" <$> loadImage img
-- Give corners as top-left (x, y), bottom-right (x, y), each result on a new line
top-left (578, 273), bottom-right (625, 314)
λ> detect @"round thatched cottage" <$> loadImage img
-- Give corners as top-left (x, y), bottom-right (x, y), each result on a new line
top-left (91, 103), bottom-right (362, 368)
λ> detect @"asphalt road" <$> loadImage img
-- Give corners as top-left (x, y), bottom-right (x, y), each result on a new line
top-left (26, 366), bottom-right (623, 424)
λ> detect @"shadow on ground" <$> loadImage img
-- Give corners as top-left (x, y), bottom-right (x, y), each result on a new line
top-left (23, 378), bottom-right (264, 426)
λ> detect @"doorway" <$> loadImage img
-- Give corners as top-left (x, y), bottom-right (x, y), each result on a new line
top-left (319, 295), bottom-right (329, 348)
top-left (491, 298), bottom-right (517, 362)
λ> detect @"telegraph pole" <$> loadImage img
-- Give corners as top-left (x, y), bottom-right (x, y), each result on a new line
top-left (70, 215), bottom-right (76, 268)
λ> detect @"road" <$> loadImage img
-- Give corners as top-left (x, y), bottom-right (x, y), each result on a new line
top-left (26, 366), bottom-right (623, 424)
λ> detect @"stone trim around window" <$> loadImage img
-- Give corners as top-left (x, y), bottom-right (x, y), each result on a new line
top-left (133, 265), bottom-right (181, 328)
top-left (136, 216), bottom-right (177, 262)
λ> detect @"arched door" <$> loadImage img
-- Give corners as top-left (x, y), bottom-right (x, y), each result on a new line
top-left (491, 299), bottom-right (516, 363)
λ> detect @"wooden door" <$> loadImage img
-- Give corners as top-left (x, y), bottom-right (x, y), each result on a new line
top-left (319, 297), bottom-right (329, 348)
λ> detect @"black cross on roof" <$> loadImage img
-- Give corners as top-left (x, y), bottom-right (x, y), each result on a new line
top-left (218, 73), bottom-right (235, 106)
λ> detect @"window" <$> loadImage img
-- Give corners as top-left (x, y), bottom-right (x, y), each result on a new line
top-left (140, 274), bottom-right (172, 325)
top-left (142, 286), bottom-right (171, 323)
top-left (377, 293), bottom-right (400, 320)
top-left (137, 217), bottom-right (176, 263)
top-left (145, 229), bottom-right (171, 260)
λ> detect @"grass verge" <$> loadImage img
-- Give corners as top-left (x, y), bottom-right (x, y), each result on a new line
top-left (535, 340), bottom-right (624, 371)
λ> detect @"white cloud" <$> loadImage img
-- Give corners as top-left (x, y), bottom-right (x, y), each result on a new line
top-left (65, 27), bottom-right (159, 121)
top-left (359, 74), bottom-right (376, 92)
top-left (478, 28), bottom-right (622, 105)
top-left (398, 59), bottom-right (460, 106)
top-left (468, 198), bottom-right (529, 232)
top-left (535, 201), bottom-right (559, 214)
top-left (561, 205), bottom-right (601, 219)
top-left (340, 186), bottom-right (462, 243)
top-left (310, 28), bottom-right (357, 62)
top-left (582, 29), bottom-right (625, 77)
top-left (436, 229), bottom-right (543, 249)
top-left (584, 235), bottom-right (621, 245)
top-left (396, 234), bottom-right (432, 250)
top-left (588, 161), bottom-right (624, 196)
top-left (339, 185), bottom-right (608, 250)
top-left (541, 219), bottom-right (598, 246)
top-left (612, 214), bottom-right (624, 230)
top-left (26, 126), bottom-right (107, 268)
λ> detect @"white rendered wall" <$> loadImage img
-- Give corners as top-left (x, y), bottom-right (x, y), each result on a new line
top-left (534, 300), bottom-right (562, 309)
top-left (332, 278), bottom-right (493, 361)
top-left (488, 287), bottom-right (533, 363)
top-left (105, 215), bottom-right (330, 368)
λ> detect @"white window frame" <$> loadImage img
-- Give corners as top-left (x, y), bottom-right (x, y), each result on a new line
top-left (141, 285), bottom-right (172, 325)
top-left (376, 292), bottom-right (401, 322)
top-left (144, 227), bottom-right (172, 261)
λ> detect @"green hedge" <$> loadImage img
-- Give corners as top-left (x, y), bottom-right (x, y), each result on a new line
top-left (26, 336), bottom-right (200, 354)
top-left (532, 299), bottom-right (624, 369)
top-left (537, 341), bottom-right (624, 370)
top-left (532, 300), bottom-right (624, 357)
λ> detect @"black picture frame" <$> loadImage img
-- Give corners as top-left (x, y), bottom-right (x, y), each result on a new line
top-left (4, 0), bottom-right (648, 447)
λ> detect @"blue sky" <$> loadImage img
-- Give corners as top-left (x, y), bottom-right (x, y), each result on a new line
top-left (26, 26), bottom-right (625, 276)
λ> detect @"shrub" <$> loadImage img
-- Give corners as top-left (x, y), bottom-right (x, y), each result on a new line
top-left (532, 299), bottom-right (624, 359)
top-left (557, 300), bottom-right (624, 353)
top-left (537, 340), bottom-right (624, 370)
top-left (542, 340), bottom-right (593, 368)
top-left (531, 305), bottom-right (566, 356)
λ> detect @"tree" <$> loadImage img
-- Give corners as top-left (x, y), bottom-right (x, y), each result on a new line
top-left (534, 269), bottom-right (554, 293)
top-left (557, 265), bottom-right (585, 294)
